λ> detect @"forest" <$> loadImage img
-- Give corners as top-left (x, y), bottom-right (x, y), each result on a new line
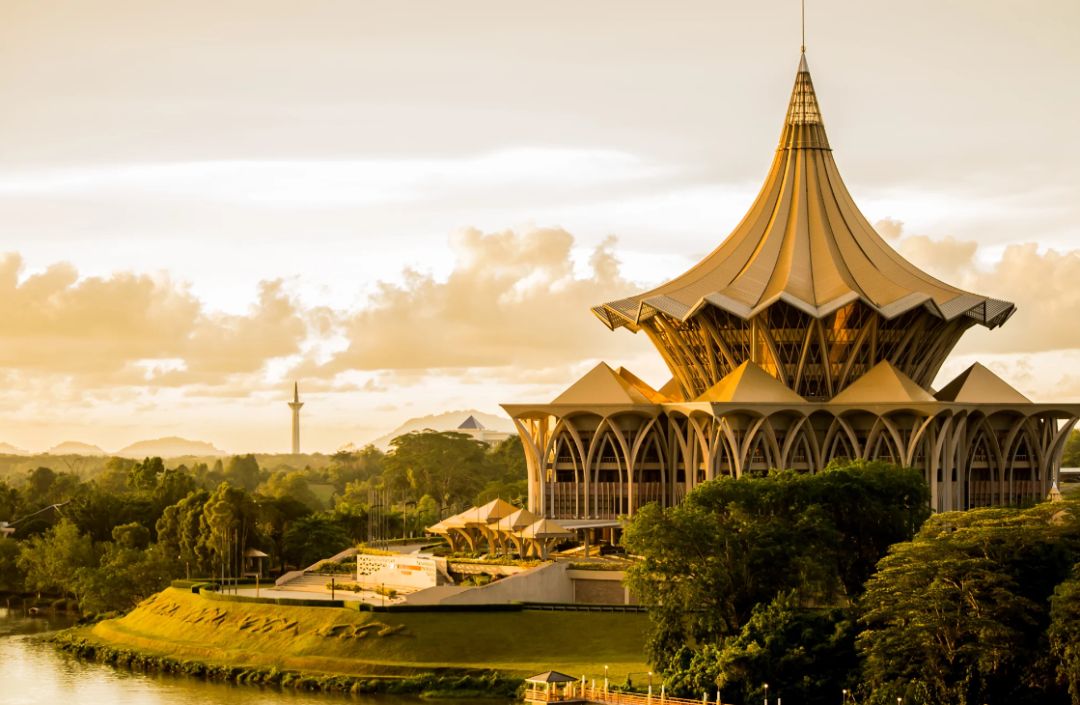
top-left (0, 430), bottom-right (526, 613)
top-left (624, 459), bottom-right (1080, 705)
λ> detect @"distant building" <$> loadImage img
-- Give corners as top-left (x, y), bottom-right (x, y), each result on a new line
top-left (503, 52), bottom-right (1080, 520)
top-left (288, 382), bottom-right (304, 454)
top-left (456, 415), bottom-right (512, 446)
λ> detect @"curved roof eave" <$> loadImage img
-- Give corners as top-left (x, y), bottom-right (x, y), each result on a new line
top-left (594, 53), bottom-right (1015, 335)
top-left (597, 290), bottom-right (1014, 330)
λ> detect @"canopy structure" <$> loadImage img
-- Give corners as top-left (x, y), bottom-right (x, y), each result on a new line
top-left (592, 53), bottom-right (1015, 401)
top-left (426, 503), bottom-right (574, 559)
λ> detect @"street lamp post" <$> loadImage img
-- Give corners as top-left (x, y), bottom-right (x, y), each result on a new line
top-left (764, 683), bottom-right (769, 705)
top-left (604, 665), bottom-right (609, 695)
top-left (842, 689), bottom-right (848, 705)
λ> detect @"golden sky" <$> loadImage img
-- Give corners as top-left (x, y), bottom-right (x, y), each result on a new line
top-left (1, 1), bottom-right (1078, 452)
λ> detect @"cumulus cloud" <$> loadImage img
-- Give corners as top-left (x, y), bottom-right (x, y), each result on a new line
top-left (307, 227), bottom-right (653, 374)
top-left (0, 253), bottom-right (306, 386)
top-left (873, 217), bottom-right (904, 240)
top-left (890, 227), bottom-right (1080, 354)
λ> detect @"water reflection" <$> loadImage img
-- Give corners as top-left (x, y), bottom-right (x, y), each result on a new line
top-left (0, 607), bottom-right (434, 705)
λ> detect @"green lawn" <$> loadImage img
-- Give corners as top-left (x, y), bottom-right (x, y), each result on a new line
top-left (90, 588), bottom-right (648, 679)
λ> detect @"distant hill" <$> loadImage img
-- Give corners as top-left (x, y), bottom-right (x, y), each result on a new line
top-left (115, 436), bottom-right (225, 458)
top-left (0, 442), bottom-right (29, 456)
top-left (364, 409), bottom-right (515, 451)
top-left (48, 441), bottom-right (107, 456)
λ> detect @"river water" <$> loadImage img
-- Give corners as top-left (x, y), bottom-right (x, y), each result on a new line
top-left (0, 606), bottom-right (430, 705)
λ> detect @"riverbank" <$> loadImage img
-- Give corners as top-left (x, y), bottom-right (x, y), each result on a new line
top-left (61, 587), bottom-right (648, 697)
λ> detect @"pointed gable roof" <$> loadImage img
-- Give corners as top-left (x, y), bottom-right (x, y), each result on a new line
top-left (493, 508), bottom-right (539, 532)
top-left (831, 361), bottom-right (935, 404)
top-left (593, 53), bottom-right (1014, 332)
top-left (458, 415), bottom-right (486, 430)
top-left (934, 363), bottom-right (1031, 404)
top-left (552, 362), bottom-right (655, 405)
top-left (526, 671), bottom-right (578, 684)
top-left (520, 518), bottom-right (575, 540)
top-left (457, 498), bottom-right (518, 526)
top-left (658, 378), bottom-right (686, 402)
top-left (615, 367), bottom-right (669, 403)
top-left (695, 361), bottom-right (805, 404)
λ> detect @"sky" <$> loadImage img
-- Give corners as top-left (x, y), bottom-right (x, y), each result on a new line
top-left (1, 0), bottom-right (1078, 453)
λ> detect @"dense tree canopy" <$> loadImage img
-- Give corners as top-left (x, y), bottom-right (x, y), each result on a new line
top-left (858, 502), bottom-right (1080, 705)
top-left (0, 429), bottom-right (529, 612)
top-left (623, 460), bottom-right (929, 671)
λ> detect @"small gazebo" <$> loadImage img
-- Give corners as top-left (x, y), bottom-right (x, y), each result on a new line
top-left (523, 671), bottom-right (580, 703)
top-left (243, 547), bottom-right (269, 578)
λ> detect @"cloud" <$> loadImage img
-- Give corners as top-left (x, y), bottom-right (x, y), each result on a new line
top-left (0, 150), bottom-right (669, 208)
top-left (0, 253), bottom-right (306, 385)
top-left (891, 228), bottom-right (1080, 354)
top-left (874, 217), bottom-right (904, 240)
top-left (308, 227), bottom-right (654, 374)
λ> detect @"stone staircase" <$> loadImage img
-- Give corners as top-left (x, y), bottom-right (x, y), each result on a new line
top-left (275, 573), bottom-right (338, 593)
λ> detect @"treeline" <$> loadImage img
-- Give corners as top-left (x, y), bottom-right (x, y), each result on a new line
top-left (624, 460), bottom-right (1080, 705)
top-left (0, 430), bottom-right (526, 613)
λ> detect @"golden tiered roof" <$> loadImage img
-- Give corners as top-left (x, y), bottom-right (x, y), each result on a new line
top-left (593, 53), bottom-right (1015, 332)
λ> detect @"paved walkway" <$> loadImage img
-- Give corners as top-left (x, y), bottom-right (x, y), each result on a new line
top-left (231, 586), bottom-right (405, 606)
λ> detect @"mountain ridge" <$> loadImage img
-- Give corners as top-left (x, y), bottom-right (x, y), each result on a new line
top-left (356, 409), bottom-right (515, 451)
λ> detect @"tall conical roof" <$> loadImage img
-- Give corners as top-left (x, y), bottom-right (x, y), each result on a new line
top-left (593, 54), bottom-right (1014, 331)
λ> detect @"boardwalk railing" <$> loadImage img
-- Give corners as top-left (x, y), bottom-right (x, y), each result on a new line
top-left (525, 684), bottom-right (731, 705)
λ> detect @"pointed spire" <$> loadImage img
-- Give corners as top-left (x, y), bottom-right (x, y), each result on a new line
top-left (293, 381), bottom-right (299, 403)
top-left (779, 53), bottom-right (830, 150)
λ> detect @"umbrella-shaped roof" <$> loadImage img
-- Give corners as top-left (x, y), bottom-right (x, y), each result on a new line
top-left (593, 53), bottom-right (1014, 332)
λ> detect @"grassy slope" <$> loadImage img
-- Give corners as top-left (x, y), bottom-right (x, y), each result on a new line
top-left (90, 588), bottom-right (647, 679)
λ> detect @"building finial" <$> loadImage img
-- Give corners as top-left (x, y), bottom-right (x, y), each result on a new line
top-left (801, 0), bottom-right (806, 54)
top-left (293, 380), bottom-right (299, 403)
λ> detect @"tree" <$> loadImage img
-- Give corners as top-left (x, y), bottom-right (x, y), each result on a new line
top-left (151, 468), bottom-right (198, 518)
top-left (68, 486), bottom-right (155, 542)
top-left (1049, 565), bottom-right (1080, 702)
top-left (156, 489), bottom-right (212, 577)
top-left (73, 523), bottom-right (173, 614)
top-left (487, 436), bottom-right (527, 482)
top-left (281, 515), bottom-right (352, 569)
top-left (857, 503), bottom-right (1080, 705)
top-left (255, 494), bottom-right (313, 572)
top-left (326, 445), bottom-right (384, 490)
top-left (200, 483), bottom-right (260, 581)
top-left (224, 454), bottom-right (261, 492)
top-left (17, 519), bottom-right (97, 598)
top-left (0, 536), bottom-right (25, 592)
top-left (663, 592), bottom-right (858, 705)
top-left (258, 470), bottom-right (323, 512)
top-left (0, 480), bottom-right (20, 522)
top-left (384, 431), bottom-right (488, 511)
top-left (94, 457), bottom-right (136, 494)
top-left (1062, 429), bottom-right (1080, 468)
top-left (127, 457), bottom-right (165, 492)
top-left (622, 462), bottom-right (928, 671)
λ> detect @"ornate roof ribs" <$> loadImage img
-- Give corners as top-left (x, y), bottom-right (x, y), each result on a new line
top-left (593, 54), bottom-right (1015, 335)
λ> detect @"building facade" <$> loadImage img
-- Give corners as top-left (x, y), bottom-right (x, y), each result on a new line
top-left (503, 53), bottom-right (1079, 518)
